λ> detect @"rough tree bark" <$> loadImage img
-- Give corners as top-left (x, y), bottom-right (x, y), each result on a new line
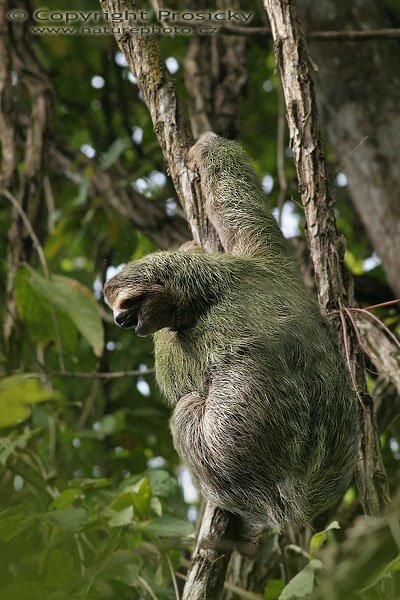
top-left (0, 1), bottom-right (54, 355)
top-left (100, 0), bottom-right (222, 254)
top-left (98, 1), bottom-right (236, 598)
top-left (184, 0), bottom-right (248, 139)
top-left (298, 0), bottom-right (400, 297)
top-left (263, 0), bottom-right (392, 597)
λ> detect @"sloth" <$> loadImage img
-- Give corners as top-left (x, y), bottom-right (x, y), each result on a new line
top-left (104, 132), bottom-right (359, 546)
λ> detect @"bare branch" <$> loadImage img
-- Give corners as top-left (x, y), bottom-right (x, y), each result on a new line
top-left (181, 21), bottom-right (400, 41)
top-left (47, 368), bottom-right (154, 379)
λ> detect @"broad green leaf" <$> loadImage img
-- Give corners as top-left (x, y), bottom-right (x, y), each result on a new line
top-left (147, 469), bottom-right (179, 498)
top-left (140, 515), bottom-right (194, 538)
top-left (54, 274), bottom-right (104, 357)
top-left (41, 507), bottom-right (87, 529)
top-left (0, 401), bottom-right (30, 429)
top-left (20, 266), bottom-right (104, 356)
top-left (108, 506), bottom-right (134, 527)
top-left (49, 488), bottom-right (83, 510)
top-left (0, 375), bottom-right (60, 429)
top-left (309, 521), bottom-right (340, 556)
top-left (280, 560), bottom-right (324, 600)
top-left (14, 268), bottom-right (77, 351)
top-left (130, 477), bottom-right (152, 516)
top-left (111, 491), bottom-right (138, 511)
top-left (111, 479), bottom-right (151, 517)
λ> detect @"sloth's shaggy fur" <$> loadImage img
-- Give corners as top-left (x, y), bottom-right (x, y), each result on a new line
top-left (104, 133), bottom-right (359, 536)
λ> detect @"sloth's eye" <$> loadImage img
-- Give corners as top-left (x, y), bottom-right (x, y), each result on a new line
top-left (119, 294), bottom-right (145, 311)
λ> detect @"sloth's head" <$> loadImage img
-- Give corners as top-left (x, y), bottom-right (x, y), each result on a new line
top-left (103, 260), bottom-right (190, 337)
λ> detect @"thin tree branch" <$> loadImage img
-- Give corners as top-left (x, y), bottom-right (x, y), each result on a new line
top-left (276, 82), bottom-right (287, 223)
top-left (47, 368), bottom-right (154, 379)
top-left (1, 189), bottom-right (49, 278)
top-left (180, 21), bottom-right (400, 41)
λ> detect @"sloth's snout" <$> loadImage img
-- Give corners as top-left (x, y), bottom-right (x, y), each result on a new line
top-left (113, 309), bottom-right (138, 330)
top-left (114, 311), bottom-right (126, 327)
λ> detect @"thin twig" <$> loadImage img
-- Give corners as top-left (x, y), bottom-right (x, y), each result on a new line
top-left (1, 188), bottom-right (49, 277)
top-left (343, 307), bottom-right (367, 354)
top-left (138, 576), bottom-right (160, 600)
top-left (165, 553), bottom-right (181, 600)
top-left (362, 299), bottom-right (400, 312)
top-left (333, 136), bottom-right (368, 176)
top-left (338, 308), bottom-right (365, 409)
top-left (277, 82), bottom-right (287, 224)
top-left (349, 308), bottom-right (400, 354)
top-left (183, 23), bottom-right (400, 41)
top-left (76, 379), bottom-right (101, 430)
top-left (48, 368), bottom-right (154, 379)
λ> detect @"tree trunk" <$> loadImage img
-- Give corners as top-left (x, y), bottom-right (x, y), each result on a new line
top-left (263, 0), bottom-right (390, 515)
top-left (298, 0), bottom-right (400, 297)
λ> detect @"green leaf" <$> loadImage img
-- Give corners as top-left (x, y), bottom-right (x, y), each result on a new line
top-left (15, 268), bottom-right (77, 351)
top-left (280, 560), bottom-right (324, 600)
top-left (388, 554), bottom-right (400, 574)
top-left (309, 521), bottom-right (340, 556)
top-left (0, 375), bottom-right (60, 429)
top-left (100, 138), bottom-right (130, 170)
top-left (41, 507), bottom-right (87, 530)
top-left (147, 469), bottom-right (179, 498)
top-left (49, 488), bottom-right (83, 510)
top-left (140, 515), bottom-right (193, 538)
top-left (150, 496), bottom-right (163, 516)
top-left (111, 479), bottom-right (151, 518)
top-left (131, 477), bottom-right (152, 516)
top-left (19, 266), bottom-right (104, 356)
top-left (264, 579), bottom-right (286, 599)
top-left (108, 506), bottom-right (135, 527)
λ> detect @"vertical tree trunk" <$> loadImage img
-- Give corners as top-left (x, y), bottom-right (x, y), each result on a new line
top-left (299, 0), bottom-right (400, 297)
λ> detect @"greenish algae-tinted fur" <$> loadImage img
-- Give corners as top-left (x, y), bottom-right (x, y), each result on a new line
top-left (104, 133), bottom-right (360, 535)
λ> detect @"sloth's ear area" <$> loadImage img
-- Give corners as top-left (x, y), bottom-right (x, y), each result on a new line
top-left (135, 284), bottom-right (180, 337)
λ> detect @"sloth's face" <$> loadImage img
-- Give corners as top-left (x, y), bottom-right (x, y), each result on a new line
top-left (103, 273), bottom-right (179, 337)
